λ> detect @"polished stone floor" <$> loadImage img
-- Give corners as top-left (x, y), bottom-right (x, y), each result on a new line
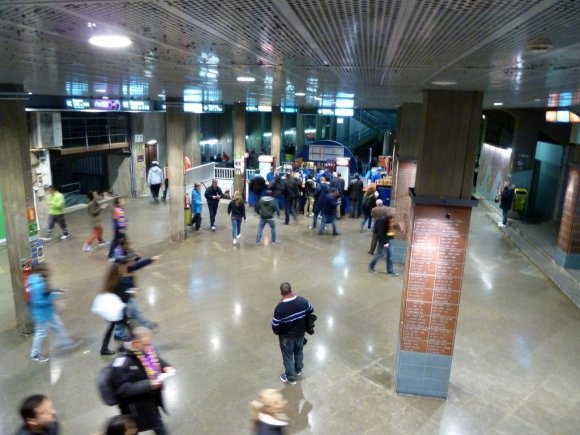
top-left (1, 198), bottom-right (579, 434)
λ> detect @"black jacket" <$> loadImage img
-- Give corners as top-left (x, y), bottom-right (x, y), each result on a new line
top-left (16, 423), bottom-right (59, 435)
top-left (249, 175), bottom-right (266, 197)
top-left (204, 185), bottom-right (223, 205)
top-left (349, 178), bottom-right (364, 200)
top-left (111, 347), bottom-right (170, 431)
top-left (282, 177), bottom-right (299, 199)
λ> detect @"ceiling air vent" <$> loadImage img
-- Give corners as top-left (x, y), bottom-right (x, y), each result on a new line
top-left (528, 38), bottom-right (552, 54)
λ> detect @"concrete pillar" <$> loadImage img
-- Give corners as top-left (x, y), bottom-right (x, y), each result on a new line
top-left (271, 106), bottom-right (282, 166)
top-left (185, 113), bottom-right (201, 167)
top-left (329, 117), bottom-right (337, 140)
top-left (131, 114), bottom-right (146, 197)
top-left (233, 103), bottom-right (246, 198)
top-left (396, 103), bottom-right (423, 160)
top-left (555, 164), bottom-right (580, 268)
top-left (0, 99), bottom-right (35, 334)
top-left (296, 113), bottom-right (304, 154)
top-left (315, 115), bottom-right (323, 140)
top-left (394, 90), bottom-right (482, 399)
top-left (166, 106), bottom-right (186, 242)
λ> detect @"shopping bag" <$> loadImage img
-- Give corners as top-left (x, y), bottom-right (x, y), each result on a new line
top-left (91, 293), bottom-right (126, 322)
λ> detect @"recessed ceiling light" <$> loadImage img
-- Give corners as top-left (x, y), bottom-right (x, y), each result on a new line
top-left (493, 102), bottom-right (504, 106)
top-left (295, 92), bottom-right (306, 97)
top-left (534, 98), bottom-right (541, 102)
top-left (431, 80), bottom-right (457, 86)
top-left (237, 76), bottom-right (255, 82)
top-left (89, 35), bottom-right (132, 48)
top-left (95, 89), bottom-right (106, 93)
top-left (314, 96), bottom-right (322, 101)
top-left (28, 92), bottom-right (33, 95)
top-left (158, 93), bottom-right (165, 98)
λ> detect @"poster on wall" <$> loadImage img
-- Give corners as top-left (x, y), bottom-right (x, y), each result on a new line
top-left (137, 154), bottom-right (145, 162)
top-left (477, 143), bottom-right (512, 203)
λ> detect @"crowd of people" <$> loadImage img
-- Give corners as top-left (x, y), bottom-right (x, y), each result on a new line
top-left (22, 166), bottom-right (399, 434)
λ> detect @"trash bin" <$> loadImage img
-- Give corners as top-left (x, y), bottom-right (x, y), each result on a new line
top-left (513, 188), bottom-right (528, 213)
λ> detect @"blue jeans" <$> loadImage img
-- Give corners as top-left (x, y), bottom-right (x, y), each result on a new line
top-left (279, 335), bottom-right (304, 382)
top-left (319, 215), bottom-right (339, 235)
top-left (369, 243), bottom-right (394, 273)
top-left (114, 298), bottom-right (153, 336)
top-left (256, 218), bottom-right (276, 243)
top-left (360, 211), bottom-right (372, 229)
top-left (231, 217), bottom-right (242, 239)
top-left (31, 314), bottom-right (74, 357)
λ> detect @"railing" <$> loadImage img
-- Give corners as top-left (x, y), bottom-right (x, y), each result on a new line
top-left (185, 162), bottom-right (215, 188)
top-left (214, 167), bottom-right (234, 180)
top-left (61, 182), bottom-right (81, 207)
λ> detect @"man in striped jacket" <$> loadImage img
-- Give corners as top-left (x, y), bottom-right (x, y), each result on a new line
top-left (271, 282), bottom-right (314, 385)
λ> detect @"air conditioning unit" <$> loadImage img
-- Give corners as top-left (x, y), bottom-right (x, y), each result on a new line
top-left (30, 112), bottom-right (63, 148)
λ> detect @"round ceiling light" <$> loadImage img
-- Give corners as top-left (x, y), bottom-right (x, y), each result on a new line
top-left (89, 35), bottom-right (132, 48)
top-left (431, 80), bottom-right (457, 86)
top-left (236, 76), bottom-right (255, 82)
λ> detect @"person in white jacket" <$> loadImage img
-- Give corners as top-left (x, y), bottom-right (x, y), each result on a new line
top-left (147, 161), bottom-right (165, 203)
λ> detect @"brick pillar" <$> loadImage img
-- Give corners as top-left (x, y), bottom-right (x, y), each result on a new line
top-left (555, 165), bottom-right (580, 268)
top-left (394, 90), bottom-right (482, 399)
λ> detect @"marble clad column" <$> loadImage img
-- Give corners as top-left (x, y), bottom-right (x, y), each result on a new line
top-left (394, 90), bottom-right (482, 399)
top-left (271, 106), bottom-right (281, 166)
top-left (295, 112), bottom-right (304, 154)
top-left (233, 103), bottom-right (246, 198)
top-left (555, 164), bottom-right (580, 268)
top-left (391, 103), bottom-right (422, 264)
top-left (166, 106), bottom-right (186, 242)
top-left (0, 98), bottom-right (34, 334)
top-left (185, 113), bottom-right (201, 167)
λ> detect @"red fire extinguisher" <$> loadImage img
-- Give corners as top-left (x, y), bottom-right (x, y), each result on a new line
top-left (21, 258), bottom-right (33, 303)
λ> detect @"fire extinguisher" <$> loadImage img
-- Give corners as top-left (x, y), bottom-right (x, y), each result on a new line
top-left (21, 258), bottom-right (33, 303)
top-left (184, 193), bottom-right (191, 209)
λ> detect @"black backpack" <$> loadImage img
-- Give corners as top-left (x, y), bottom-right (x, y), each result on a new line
top-left (97, 365), bottom-right (118, 406)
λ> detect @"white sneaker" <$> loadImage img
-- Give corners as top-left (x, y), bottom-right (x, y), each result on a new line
top-left (233, 239), bottom-right (237, 245)
top-left (98, 241), bottom-right (109, 247)
top-left (497, 222), bottom-right (506, 227)
top-left (60, 234), bottom-right (70, 240)
top-left (236, 233), bottom-right (241, 239)
top-left (82, 244), bottom-right (91, 252)
top-left (211, 226), bottom-right (216, 231)
top-left (41, 237), bottom-right (53, 242)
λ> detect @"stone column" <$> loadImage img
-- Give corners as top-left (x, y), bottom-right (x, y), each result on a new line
top-left (394, 90), bottom-right (482, 399)
top-left (295, 112), bottom-right (304, 154)
top-left (315, 115), bottom-right (323, 140)
top-left (0, 98), bottom-right (35, 334)
top-left (131, 114), bottom-right (147, 197)
top-left (233, 103), bottom-right (246, 198)
top-left (271, 106), bottom-right (282, 166)
top-left (391, 103), bottom-right (422, 264)
top-left (555, 164), bottom-right (580, 268)
top-left (185, 113), bottom-right (201, 167)
top-left (166, 106), bottom-right (186, 242)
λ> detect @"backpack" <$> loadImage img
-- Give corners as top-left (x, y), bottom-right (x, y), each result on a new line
top-left (97, 365), bottom-right (118, 406)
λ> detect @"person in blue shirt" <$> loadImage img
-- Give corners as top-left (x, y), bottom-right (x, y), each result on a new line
top-left (27, 263), bottom-right (77, 362)
top-left (191, 183), bottom-right (203, 231)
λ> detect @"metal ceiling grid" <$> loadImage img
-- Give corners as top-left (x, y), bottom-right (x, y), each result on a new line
top-left (165, 0), bottom-right (322, 67)
top-left (286, 0), bottom-right (397, 80)
top-left (391, 0), bottom-right (542, 69)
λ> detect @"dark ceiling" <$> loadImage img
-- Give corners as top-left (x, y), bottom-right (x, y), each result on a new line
top-left (1, 0), bottom-right (580, 110)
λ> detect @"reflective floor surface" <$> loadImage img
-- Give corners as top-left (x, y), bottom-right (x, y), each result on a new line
top-left (0, 198), bottom-right (579, 434)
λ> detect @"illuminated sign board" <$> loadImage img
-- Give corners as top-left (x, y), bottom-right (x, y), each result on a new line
top-left (202, 103), bottom-right (224, 113)
top-left (122, 100), bottom-right (151, 111)
top-left (65, 98), bottom-right (91, 109)
top-left (546, 110), bottom-right (580, 123)
top-left (93, 99), bottom-right (121, 110)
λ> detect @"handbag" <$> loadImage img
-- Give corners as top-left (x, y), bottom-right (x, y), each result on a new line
top-left (91, 293), bottom-right (126, 322)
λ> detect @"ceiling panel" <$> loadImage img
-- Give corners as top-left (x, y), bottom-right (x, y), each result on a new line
top-left (0, 0), bottom-right (578, 109)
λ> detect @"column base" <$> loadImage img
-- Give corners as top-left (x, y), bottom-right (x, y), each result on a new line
top-left (554, 247), bottom-right (580, 269)
top-left (394, 343), bottom-right (451, 399)
top-left (390, 239), bottom-right (407, 264)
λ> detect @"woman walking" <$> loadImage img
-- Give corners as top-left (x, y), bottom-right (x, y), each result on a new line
top-left (83, 190), bottom-right (108, 252)
top-left (360, 185), bottom-right (378, 232)
top-left (228, 191), bottom-right (246, 245)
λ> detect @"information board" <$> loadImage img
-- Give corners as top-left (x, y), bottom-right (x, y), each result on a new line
top-left (400, 204), bottom-right (471, 356)
top-left (308, 145), bottom-right (344, 161)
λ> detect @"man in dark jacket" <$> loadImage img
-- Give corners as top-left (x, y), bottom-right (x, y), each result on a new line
top-left (368, 216), bottom-right (398, 275)
top-left (318, 190), bottom-right (340, 236)
top-left (256, 190), bottom-right (278, 244)
top-left (204, 179), bottom-right (223, 231)
top-left (282, 172), bottom-right (299, 224)
top-left (348, 173), bottom-right (364, 218)
top-left (498, 184), bottom-right (514, 227)
top-left (330, 172), bottom-right (346, 217)
top-left (111, 327), bottom-right (175, 435)
top-left (310, 177), bottom-right (329, 230)
top-left (272, 282), bottom-right (314, 385)
top-left (249, 169), bottom-right (267, 202)
top-left (16, 394), bottom-right (59, 435)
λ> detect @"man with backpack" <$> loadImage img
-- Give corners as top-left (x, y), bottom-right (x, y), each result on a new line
top-left (108, 327), bottom-right (175, 435)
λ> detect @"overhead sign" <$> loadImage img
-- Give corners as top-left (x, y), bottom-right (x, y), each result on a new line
top-left (65, 98), bottom-right (91, 109)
